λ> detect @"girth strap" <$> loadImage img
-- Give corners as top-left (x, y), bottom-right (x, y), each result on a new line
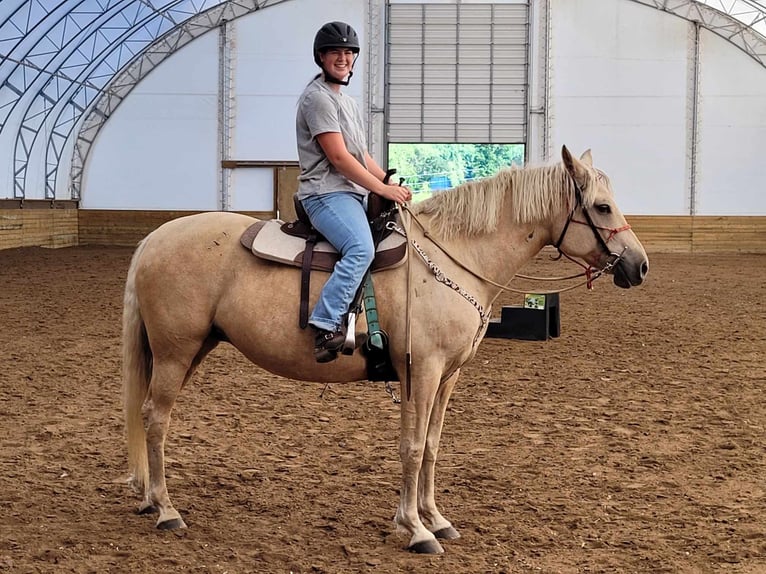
top-left (299, 232), bottom-right (319, 329)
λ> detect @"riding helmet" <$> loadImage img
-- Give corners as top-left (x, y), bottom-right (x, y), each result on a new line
top-left (313, 21), bottom-right (360, 66)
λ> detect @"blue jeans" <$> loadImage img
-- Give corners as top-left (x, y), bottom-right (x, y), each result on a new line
top-left (301, 192), bottom-right (375, 332)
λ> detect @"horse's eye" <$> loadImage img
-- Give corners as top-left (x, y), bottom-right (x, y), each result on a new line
top-left (596, 204), bottom-right (611, 214)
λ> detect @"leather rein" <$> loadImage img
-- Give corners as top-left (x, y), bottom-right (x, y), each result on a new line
top-left (396, 173), bottom-right (633, 400)
top-left (397, 175), bottom-right (632, 298)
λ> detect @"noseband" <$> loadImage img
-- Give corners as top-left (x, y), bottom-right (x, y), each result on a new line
top-left (553, 179), bottom-right (632, 287)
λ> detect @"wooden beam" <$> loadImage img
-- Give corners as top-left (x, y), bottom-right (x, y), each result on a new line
top-left (221, 160), bottom-right (299, 169)
top-left (0, 199), bottom-right (79, 209)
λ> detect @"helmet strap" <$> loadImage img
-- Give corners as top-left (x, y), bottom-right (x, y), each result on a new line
top-left (323, 69), bottom-right (353, 86)
top-left (320, 53), bottom-right (358, 86)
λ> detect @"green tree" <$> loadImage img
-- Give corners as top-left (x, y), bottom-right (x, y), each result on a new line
top-left (388, 143), bottom-right (525, 198)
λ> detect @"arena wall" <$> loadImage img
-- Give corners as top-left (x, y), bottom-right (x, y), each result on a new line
top-left (0, 205), bottom-right (77, 250)
top-left (1, 207), bottom-right (763, 253)
top-left (549, 0), bottom-right (766, 217)
top-left (2, 0), bottom-right (764, 253)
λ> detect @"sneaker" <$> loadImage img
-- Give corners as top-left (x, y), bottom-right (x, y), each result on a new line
top-left (313, 328), bottom-right (346, 363)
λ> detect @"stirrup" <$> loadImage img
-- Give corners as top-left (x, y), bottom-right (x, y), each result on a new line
top-left (342, 312), bottom-right (356, 355)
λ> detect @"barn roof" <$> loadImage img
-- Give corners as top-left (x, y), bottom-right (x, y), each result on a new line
top-left (1, 0), bottom-right (764, 200)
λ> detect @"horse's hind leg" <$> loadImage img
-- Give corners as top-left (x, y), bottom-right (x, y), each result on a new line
top-left (418, 370), bottom-right (461, 541)
top-left (141, 356), bottom-right (193, 530)
top-left (136, 334), bottom-right (219, 528)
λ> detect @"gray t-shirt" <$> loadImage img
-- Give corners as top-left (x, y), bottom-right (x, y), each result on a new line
top-left (295, 77), bottom-right (368, 200)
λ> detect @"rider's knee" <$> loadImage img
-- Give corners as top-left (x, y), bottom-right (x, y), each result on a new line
top-left (350, 238), bottom-right (375, 266)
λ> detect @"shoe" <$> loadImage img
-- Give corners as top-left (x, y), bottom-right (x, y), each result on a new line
top-left (313, 328), bottom-right (346, 363)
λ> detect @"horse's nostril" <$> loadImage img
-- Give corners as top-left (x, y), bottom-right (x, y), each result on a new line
top-left (641, 261), bottom-right (649, 278)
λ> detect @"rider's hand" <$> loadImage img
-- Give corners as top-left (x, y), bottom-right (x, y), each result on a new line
top-left (379, 183), bottom-right (412, 204)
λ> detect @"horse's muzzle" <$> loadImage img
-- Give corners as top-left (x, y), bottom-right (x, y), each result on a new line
top-left (612, 255), bottom-right (649, 288)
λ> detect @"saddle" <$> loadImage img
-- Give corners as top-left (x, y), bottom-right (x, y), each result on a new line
top-left (240, 206), bottom-right (405, 274)
top-left (240, 191), bottom-right (403, 380)
top-left (239, 193), bottom-right (406, 328)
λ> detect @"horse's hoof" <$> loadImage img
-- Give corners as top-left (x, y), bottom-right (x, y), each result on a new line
top-left (407, 539), bottom-right (444, 554)
top-left (157, 517), bottom-right (187, 530)
top-left (137, 504), bottom-right (158, 515)
top-left (433, 526), bottom-right (460, 540)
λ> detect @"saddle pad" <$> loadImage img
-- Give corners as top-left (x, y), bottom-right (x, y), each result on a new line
top-left (240, 219), bottom-right (407, 273)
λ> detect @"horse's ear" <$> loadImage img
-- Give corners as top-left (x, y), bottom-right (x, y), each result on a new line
top-left (561, 145), bottom-right (573, 169)
top-left (561, 145), bottom-right (588, 187)
top-left (580, 149), bottom-right (593, 166)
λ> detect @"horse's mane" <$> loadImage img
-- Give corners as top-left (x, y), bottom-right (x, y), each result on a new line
top-left (410, 163), bottom-right (600, 240)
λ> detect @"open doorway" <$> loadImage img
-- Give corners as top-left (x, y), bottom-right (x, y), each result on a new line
top-left (387, 143), bottom-right (525, 202)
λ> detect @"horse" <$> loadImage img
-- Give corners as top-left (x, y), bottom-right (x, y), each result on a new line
top-left (122, 146), bottom-right (648, 554)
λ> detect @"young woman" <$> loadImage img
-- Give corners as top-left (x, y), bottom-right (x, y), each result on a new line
top-left (296, 21), bottom-right (411, 363)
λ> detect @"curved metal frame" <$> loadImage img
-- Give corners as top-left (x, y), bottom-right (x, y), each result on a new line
top-left (628, 0), bottom-right (766, 66)
top-left (70, 0), bottom-right (291, 200)
top-left (12, 0), bottom-right (177, 198)
top-left (0, 0), bottom-right (764, 200)
top-left (0, 0), bottom-right (291, 200)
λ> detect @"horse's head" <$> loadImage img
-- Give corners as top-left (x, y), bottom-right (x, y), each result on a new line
top-left (554, 146), bottom-right (648, 288)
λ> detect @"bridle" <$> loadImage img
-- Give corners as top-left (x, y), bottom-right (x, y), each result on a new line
top-left (553, 177), bottom-right (632, 287)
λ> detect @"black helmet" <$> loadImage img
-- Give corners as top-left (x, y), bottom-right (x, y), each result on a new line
top-left (313, 22), bottom-right (360, 66)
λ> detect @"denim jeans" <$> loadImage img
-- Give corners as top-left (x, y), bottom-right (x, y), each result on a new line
top-left (301, 192), bottom-right (375, 332)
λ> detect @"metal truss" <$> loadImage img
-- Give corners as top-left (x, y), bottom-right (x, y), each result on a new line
top-left (365, 0), bottom-right (385, 164)
top-left (0, 0), bottom-right (289, 200)
top-left (629, 0), bottom-right (766, 66)
top-left (1, 0), bottom-right (764, 200)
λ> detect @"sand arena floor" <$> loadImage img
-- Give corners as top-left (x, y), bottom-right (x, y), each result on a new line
top-left (0, 245), bottom-right (764, 573)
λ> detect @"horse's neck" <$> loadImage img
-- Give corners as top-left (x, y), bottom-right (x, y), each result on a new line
top-left (476, 220), bottom-right (548, 286)
top-left (421, 213), bottom-right (549, 301)
top-left (461, 172), bottom-right (561, 293)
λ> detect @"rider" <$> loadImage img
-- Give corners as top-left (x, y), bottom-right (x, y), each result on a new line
top-left (295, 21), bottom-right (411, 363)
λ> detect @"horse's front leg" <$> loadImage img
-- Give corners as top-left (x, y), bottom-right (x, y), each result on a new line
top-left (395, 372), bottom-right (444, 554)
top-left (418, 369), bottom-right (461, 541)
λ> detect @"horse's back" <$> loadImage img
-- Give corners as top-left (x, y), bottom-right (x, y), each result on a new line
top-left (146, 211), bottom-right (256, 248)
top-left (134, 211), bottom-right (260, 275)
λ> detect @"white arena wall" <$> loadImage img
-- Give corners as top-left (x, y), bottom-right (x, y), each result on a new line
top-left (81, 0), bottom-right (364, 212)
top-left (2, 0), bottom-right (764, 252)
top-left (82, 32), bottom-right (220, 211)
top-left (696, 28), bottom-right (766, 216)
top-left (549, 0), bottom-right (689, 215)
top-left (549, 0), bottom-right (766, 217)
top-left (78, 0), bottom-right (766, 217)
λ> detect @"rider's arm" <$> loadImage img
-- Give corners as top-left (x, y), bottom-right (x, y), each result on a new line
top-left (316, 132), bottom-right (410, 203)
top-left (364, 152), bottom-right (387, 183)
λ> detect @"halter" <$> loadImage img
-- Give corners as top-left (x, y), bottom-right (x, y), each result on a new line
top-left (553, 177), bottom-right (632, 288)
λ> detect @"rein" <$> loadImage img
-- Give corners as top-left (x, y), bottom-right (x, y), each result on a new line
top-left (394, 174), bottom-right (632, 397)
top-left (396, 200), bottom-right (620, 297)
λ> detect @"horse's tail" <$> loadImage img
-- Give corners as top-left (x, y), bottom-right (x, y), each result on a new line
top-left (122, 238), bottom-right (151, 491)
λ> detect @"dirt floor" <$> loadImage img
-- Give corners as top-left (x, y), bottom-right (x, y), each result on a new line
top-left (0, 244), bottom-right (764, 574)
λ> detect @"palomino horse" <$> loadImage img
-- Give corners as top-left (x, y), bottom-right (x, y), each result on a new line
top-left (123, 146), bottom-right (648, 554)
